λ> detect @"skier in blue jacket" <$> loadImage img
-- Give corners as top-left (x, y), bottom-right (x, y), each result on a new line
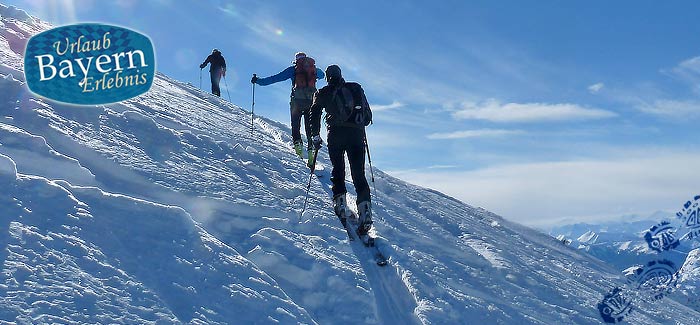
top-left (252, 52), bottom-right (325, 167)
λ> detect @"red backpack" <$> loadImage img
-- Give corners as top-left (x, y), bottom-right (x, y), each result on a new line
top-left (293, 57), bottom-right (317, 89)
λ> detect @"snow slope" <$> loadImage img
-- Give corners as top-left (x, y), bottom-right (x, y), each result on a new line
top-left (677, 248), bottom-right (700, 312)
top-left (0, 159), bottom-right (314, 324)
top-left (1, 4), bottom-right (699, 324)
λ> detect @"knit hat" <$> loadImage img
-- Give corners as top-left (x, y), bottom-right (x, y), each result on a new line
top-left (295, 52), bottom-right (307, 60)
top-left (325, 64), bottom-right (342, 84)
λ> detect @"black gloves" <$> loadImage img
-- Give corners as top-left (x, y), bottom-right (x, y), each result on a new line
top-left (312, 135), bottom-right (323, 149)
top-left (251, 74), bottom-right (258, 84)
top-left (199, 63), bottom-right (205, 69)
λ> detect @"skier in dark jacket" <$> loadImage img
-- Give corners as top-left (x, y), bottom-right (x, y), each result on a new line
top-left (309, 64), bottom-right (373, 235)
top-left (200, 49), bottom-right (226, 97)
top-left (251, 52), bottom-right (324, 166)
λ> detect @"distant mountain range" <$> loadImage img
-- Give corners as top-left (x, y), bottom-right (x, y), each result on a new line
top-left (548, 212), bottom-right (700, 312)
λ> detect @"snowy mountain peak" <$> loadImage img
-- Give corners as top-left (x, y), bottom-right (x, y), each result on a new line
top-left (1, 5), bottom-right (698, 324)
top-left (577, 230), bottom-right (599, 244)
top-left (0, 4), bottom-right (33, 23)
top-left (0, 153), bottom-right (16, 180)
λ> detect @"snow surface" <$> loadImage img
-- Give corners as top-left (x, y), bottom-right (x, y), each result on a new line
top-left (1, 5), bottom-right (699, 324)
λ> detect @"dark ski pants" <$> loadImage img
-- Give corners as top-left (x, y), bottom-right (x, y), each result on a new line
top-left (210, 68), bottom-right (223, 96)
top-left (328, 126), bottom-right (370, 204)
top-left (290, 98), bottom-right (312, 149)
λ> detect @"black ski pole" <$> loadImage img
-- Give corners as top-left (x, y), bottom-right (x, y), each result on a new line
top-left (300, 146), bottom-right (320, 220)
top-left (223, 74), bottom-right (231, 102)
top-left (251, 74), bottom-right (256, 137)
top-left (199, 68), bottom-right (202, 90)
top-left (364, 131), bottom-right (376, 195)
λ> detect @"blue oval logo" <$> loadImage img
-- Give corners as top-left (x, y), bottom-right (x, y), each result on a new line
top-left (24, 23), bottom-right (155, 105)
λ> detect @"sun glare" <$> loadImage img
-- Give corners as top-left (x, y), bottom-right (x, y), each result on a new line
top-left (40, 0), bottom-right (78, 24)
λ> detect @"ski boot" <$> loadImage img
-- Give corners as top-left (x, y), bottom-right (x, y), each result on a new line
top-left (307, 148), bottom-right (316, 168)
top-left (334, 194), bottom-right (353, 220)
top-left (293, 141), bottom-right (304, 159)
top-left (357, 201), bottom-right (373, 236)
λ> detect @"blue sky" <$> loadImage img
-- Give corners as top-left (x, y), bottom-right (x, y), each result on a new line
top-left (8, 0), bottom-right (700, 226)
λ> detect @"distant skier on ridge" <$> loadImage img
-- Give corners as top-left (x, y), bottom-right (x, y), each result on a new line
top-left (251, 52), bottom-right (325, 167)
top-left (309, 64), bottom-right (374, 235)
top-left (199, 49), bottom-right (227, 97)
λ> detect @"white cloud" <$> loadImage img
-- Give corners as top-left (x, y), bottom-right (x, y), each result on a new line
top-left (588, 82), bottom-right (604, 94)
top-left (452, 99), bottom-right (617, 123)
top-left (673, 56), bottom-right (700, 76)
top-left (390, 151), bottom-right (700, 227)
top-left (427, 129), bottom-right (522, 140)
top-left (666, 56), bottom-right (700, 93)
top-left (218, 4), bottom-right (240, 18)
top-left (638, 99), bottom-right (700, 118)
top-left (371, 101), bottom-right (403, 112)
top-left (364, 128), bottom-right (415, 149)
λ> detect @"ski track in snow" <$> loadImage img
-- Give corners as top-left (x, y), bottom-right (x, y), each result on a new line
top-left (1, 5), bottom-right (699, 324)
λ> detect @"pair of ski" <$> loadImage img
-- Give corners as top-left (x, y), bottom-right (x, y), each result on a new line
top-left (337, 213), bottom-right (388, 266)
top-left (306, 148), bottom-right (386, 265)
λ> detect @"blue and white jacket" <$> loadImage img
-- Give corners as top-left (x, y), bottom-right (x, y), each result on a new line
top-left (256, 65), bottom-right (325, 87)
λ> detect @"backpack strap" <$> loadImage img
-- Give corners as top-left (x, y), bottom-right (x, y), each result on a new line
top-left (328, 85), bottom-right (365, 129)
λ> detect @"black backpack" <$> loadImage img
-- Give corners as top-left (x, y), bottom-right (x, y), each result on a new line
top-left (329, 82), bottom-right (372, 127)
